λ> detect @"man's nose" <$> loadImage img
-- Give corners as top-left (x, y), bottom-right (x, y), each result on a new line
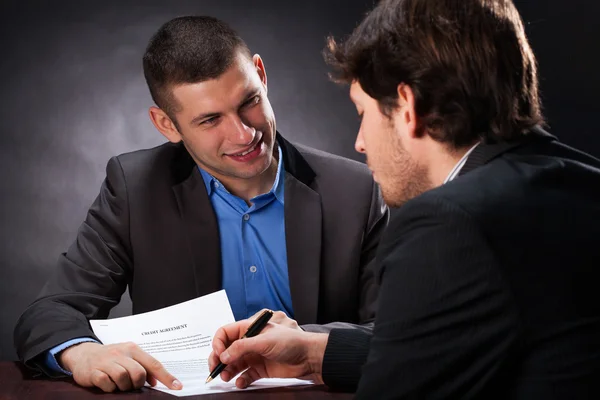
top-left (354, 128), bottom-right (366, 154)
top-left (228, 116), bottom-right (256, 145)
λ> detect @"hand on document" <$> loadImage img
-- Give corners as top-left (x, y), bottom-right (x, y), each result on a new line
top-left (88, 290), bottom-right (315, 397)
top-left (209, 313), bottom-right (329, 389)
top-left (59, 340), bottom-right (182, 392)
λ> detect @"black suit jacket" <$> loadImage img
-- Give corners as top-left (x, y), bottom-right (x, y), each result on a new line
top-left (14, 133), bottom-right (389, 372)
top-left (322, 128), bottom-right (600, 399)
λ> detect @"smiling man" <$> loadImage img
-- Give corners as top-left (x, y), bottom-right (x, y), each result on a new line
top-left (13, 16), bottom-right (388, 393)
top-left (151, 50), bottom-right (280, 202)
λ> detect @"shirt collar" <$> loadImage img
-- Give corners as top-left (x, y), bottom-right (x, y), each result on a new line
top-left (199, 144), bottom-right (285, 204)
top-left (444, 142), bottom-right (480, 184)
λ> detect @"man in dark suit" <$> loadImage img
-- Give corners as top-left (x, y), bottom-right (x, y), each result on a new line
top-left (13, 16), bottom-right (388, 393)
top-left (208, 0), bottom-right (600, 398)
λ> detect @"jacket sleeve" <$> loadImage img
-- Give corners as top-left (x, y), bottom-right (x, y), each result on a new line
top-left (13, 156), bottom-right (133, 372)
top-left (321, 328), bottom-right (373, 391)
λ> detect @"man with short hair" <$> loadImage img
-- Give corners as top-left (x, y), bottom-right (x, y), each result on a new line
top-left (14, 16), bottom-right (388, 393)
top-left (208, 0), bottom-right (600, 398)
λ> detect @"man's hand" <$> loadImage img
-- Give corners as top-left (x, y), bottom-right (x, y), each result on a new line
top-left (58, 341), bottom-right (182, 392)
top-left (260, 309), bottom-right (302, 330)
top-left (208, 314), bottom-right (329, 389)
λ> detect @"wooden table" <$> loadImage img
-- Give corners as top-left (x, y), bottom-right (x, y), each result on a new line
top-left (0, 362), bottom-right (354, 399)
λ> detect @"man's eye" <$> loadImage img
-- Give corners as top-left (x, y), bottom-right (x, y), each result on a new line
top-left (244, 96), bottom-right (260, 107)
top-left (201, 117), bottom-right (218, 126)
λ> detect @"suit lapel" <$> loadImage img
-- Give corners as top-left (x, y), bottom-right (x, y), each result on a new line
top-left (172, 165), bottom-right (222, 298)
top-left (277, 134), bottom-right (322, 324)
top-left (284, 173), bottom-right (322, 324)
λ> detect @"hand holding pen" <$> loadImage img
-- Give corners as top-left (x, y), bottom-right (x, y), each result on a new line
top-left (207, 310), bottom-right (328, 389)
top-left (206, 309), bottom-right (274, 383)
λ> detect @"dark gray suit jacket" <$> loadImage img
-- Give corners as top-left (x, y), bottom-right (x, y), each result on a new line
top-left (14, 133), bottom-right (389, 371)
top-left (322, 128), bottom-right (600, 399)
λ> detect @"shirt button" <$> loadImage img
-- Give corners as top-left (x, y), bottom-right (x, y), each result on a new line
top-left (243, 214), bottom-right (250, 221)
top-left (249, 265), bottom-right (257, 273)
top-left (214, 182), bottom-right (220, 189)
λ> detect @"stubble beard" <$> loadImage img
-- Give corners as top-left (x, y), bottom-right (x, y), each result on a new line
top-left (381, 138), bottom-right (432, 208)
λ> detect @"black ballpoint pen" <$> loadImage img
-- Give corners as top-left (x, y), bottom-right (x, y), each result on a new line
top-left (205, 309), bottom-right (274, 383)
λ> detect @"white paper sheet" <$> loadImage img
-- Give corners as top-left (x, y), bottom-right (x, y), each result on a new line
top-left (90, 290), bottom-right (312, 397)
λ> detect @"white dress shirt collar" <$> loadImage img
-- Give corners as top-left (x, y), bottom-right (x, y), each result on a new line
top-left (443, 142), bottom-right (480, 183)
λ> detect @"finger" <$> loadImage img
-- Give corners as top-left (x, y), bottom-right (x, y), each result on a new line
top-left (103, 362), bottom-right (133, 391)
top-left (220, 336), bottom-right (269, 365)
top-left (208, 350), bottom-right (235, 375)
top-left (210, 322), bottom-right (252, 372)
top-left (212, 322), bottom-right (250, 353)
top-left (269, 310), bottom-right (288, 323)
top-left (129, 346), bottom-right (182, 390)
top-left (208, 351), bottom-right (220, 372)
top-left (219, 359), bottom-right (250, 382)
top-left (115, 357), bottom-right (147, 389)
top-left (250, 308), bottom-right (272, 320)
top-left (91, 369), bottom-right (117, 393)
top-left (236, 367), bottom-right (264, 389)
top-left (219, 369), bottom-right (234, 383)
top-left (249, 309), bottom-right (296, 329)
top-left (146, 373), bottom-right (158, 387)
top-left (211, 327), bottom-right (227, 353)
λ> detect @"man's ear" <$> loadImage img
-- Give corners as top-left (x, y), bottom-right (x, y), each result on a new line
top-left (396, 83), bottom-right (418, 138)
top-left (253, 54), bottom-right (268, 94)
top-left (149, 106), bottom-right (182, 143)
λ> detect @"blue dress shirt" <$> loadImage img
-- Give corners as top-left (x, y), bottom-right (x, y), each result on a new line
top-left (44, 146), bottom-right (293, 374)
top-left (44, 337), bottom-right (98, 376)
top-left (199, 145), bottom-right (293, 321)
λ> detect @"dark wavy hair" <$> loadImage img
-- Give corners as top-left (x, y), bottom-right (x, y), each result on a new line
top-left (325, 0), bottom-right (544, 147)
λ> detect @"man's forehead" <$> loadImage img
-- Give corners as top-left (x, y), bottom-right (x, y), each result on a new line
top-left (172, 68), bottom-right (257, 104)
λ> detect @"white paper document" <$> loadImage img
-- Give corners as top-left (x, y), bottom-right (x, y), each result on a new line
top-left (90, 290), bottom-right (313, 397)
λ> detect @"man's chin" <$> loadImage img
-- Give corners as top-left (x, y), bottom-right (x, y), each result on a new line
top-left (229, 159), bottom-right (273, 180)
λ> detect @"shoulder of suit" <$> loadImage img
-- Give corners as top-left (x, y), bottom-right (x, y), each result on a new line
top-left (390, 157), bottom-right (528, 231)
top-left (110, 141), bottom-right (190, 183)
top-left (114, 141), bottom-right (183, 164)
top-left (399, 144), bottom-right (595, 224)
top-left (423, 157), bottom-right (526, 213)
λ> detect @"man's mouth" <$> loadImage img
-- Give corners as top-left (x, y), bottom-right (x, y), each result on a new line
top-left (230, 139), bottom-right (260, 156)
top-left (225, 134), bottom-right (265, 162)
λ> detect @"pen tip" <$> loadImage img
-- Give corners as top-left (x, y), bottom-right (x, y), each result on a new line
top-left (205, 376), bottom-right (213, 384)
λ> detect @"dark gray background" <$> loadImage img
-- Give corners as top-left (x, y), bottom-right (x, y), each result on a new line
top-left (1, 0), bottom-right (598, 361)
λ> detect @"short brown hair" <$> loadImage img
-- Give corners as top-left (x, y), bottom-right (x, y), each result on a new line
top-left (325, 0), bottom-right (544, 147)
top-left (143, 16), bottom-right (251, 124)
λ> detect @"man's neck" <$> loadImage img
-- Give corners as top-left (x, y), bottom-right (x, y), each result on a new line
top-left (428, 142), bottom-right (479, 186)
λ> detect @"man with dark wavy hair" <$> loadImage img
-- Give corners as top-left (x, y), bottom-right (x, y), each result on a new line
top-left (208, 0), bottom-right (600, 398)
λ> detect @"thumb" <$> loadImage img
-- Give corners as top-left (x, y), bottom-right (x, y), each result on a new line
top-left (220, 336), bottom-right (271, 365)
